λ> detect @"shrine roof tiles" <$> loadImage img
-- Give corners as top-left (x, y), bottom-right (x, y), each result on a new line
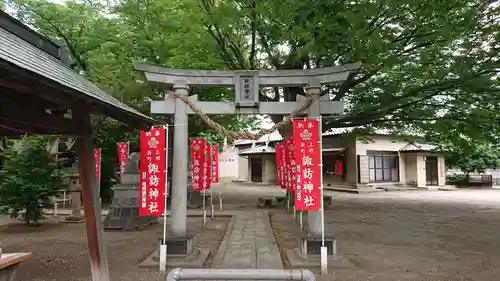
top-left (238, 145), bottom-right (276, 155)
top-left (400, 143), bottom-right (437, 152)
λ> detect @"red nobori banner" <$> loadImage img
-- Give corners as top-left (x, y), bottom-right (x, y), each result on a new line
top-left (117, 142), bottom-right (129, 177)
top-left (275, 143), bottom-right (282, 186)
top-left (139, 128), bottom-right (166, 217)
top-left (190, 138), bottom-right (206, 191)
top-left (335, 160), bottom-right (343, 176)
top-left (204, 144), bottom-right (212, 190)
top-left (94, 148), bottom-right (101, 188)
top-left (293, 120), bottom-right (321, 211)
top-left (285, 137), bottom-right (297, 191)
top-left (280, 142), bottom-right (286, 189)
top-left (211, 144), bottom-right (219, 183)
top-left (283, 139), bottom-right (290, 190)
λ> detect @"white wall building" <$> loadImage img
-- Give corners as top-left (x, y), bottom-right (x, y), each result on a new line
top-left (218, 131), bottom-right (282, 181)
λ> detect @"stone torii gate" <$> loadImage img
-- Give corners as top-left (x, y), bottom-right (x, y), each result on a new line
top-left (134, 63), bottom-right (361, 263)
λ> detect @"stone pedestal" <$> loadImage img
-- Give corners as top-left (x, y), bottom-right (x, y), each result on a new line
top-left (69, 190), bottom-right (82, 217)
top-left (156, 233), bottom-right (197, 257)
top-left (286, 233), bottom-right (353, 268)
top-left (139, 232), bottom-right (209, 268)
top-left (299, 234), bottom-right (337, 257)
top-left (103, 153), bottom-right (158, 230)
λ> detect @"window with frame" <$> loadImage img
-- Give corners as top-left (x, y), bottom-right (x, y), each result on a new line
top-left (367, 151), bottom-right (399, 182)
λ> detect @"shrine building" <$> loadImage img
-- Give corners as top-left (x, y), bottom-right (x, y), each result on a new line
top-left (219, 131), bottom-right (448, 192)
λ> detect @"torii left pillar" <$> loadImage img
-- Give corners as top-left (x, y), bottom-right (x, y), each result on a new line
top-left (170, 83), bottom-right (189, 237)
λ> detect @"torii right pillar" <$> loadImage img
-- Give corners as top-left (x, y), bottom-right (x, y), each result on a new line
top-left (287, 81), bottom-right (344, 267)
top-left (306, 82), bottom-right (324, 237)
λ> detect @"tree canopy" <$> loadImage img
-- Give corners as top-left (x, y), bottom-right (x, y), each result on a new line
top-left (3, 0), bottom-right (500, 178)
top-left (193, 0), bottom-right (500, 138)
top-left (6, 0), bottom-right (500, 135)
top-left (4, 0), bottom-right (259, 195)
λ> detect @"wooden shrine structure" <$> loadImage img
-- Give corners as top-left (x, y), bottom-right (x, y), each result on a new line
top-left (0, 10), bottom-right (153, 281)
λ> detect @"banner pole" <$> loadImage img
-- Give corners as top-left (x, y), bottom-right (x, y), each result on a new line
top-left (318, 117), bottom-right (327, 274)
top-left (202, 141), bottom-right (207, 228)
top-left (202, 189), bottom-right (206, 228)
top-left (159, 126), bottom-right (168, 273)
top-left (210, 146), bottom-right (214, 218)
top-left (126, 141), bottom-right (130, 180)
top-left (210, 180), bottom-right (214, 218)
top-left (210, 189), bottom-right (214, 218)
top-left (286, 192), bottom-right (290, 212)
top-left (127, 141), bottom-right (130, 159)
top-left (299, 211), bottom-right (303, 230)
top-left (220, 139), bottom-right (226, 211)
top-left (95, 148), bottom-right (102, 208)
top-left (219, 190), bottom-right (223, 211)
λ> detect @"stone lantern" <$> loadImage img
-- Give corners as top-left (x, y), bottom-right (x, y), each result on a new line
top-left (103, 153), bottom-right (158, 230)
top-left (65, 162), bottom-right (84, 222)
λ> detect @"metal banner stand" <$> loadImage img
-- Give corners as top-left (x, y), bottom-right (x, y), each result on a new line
top-left (210, 188), bottom-right (214, 219)
top-left (299, 211), bottom-right (303, 230)
top-left (202, 189), bottom-right (207, 228)
top-left (219, 138), bottom-right (228, 212)
top-left (202, 140), bottom-right (210, 228)
top-left (219, 190), bottom-right (223, 211)
top-left (287, 192), bottom-right (290, 212)
top-left (318, 117), bottom-right (327, 274)
top-left (159, 126), bottom-right (169, 273)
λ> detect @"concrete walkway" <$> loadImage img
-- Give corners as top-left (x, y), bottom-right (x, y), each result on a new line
top-left (212, 211), bottom-right (284, 269)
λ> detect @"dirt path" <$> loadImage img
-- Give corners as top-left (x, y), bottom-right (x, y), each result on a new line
top-left (0, 216), bottom-right (230, 281)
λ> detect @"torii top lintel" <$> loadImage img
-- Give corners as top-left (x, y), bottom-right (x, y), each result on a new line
top-left (133, 61), bottom-right (361, 87)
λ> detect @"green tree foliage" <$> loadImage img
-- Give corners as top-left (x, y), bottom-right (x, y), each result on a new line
top-left (193, 0), bottom-right (500, 182)
top-left (429, 130), bottom-right (500, 176)
top-left (450, 144), bottom-right (500, 176)
top-left (4, 0), bottom-right (500, 187)
top-left (192, 0), bottom-right (500, 137)
top-left (0, 137), bottom-right (67, 225)
top-left (4, 0), bottom-right (258, 198)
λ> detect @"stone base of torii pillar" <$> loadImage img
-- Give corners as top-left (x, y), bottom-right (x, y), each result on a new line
top-left (286, 85), bottom-right (352, 269)
top-left (139, 169), bottom-right (209, 269)
top-left (139, 231), bottom-right (210, 268)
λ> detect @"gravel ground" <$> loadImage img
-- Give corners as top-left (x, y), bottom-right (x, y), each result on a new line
top-left (270, 190), bottom-right (500, 281)
top-left (0, 216), bottom-right (230, 281)
top-left (3, 185), bottom-right (500, 281)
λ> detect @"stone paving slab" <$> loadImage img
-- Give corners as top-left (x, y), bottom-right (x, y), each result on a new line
top-left (212, 211), bottom-right (284, 269)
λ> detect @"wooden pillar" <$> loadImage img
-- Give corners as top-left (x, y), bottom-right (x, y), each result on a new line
top-left (74, 108), bottom-right (110, 281)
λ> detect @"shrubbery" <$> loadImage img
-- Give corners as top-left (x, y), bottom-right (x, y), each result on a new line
top-left (0, 136), bottom-right (67, 225)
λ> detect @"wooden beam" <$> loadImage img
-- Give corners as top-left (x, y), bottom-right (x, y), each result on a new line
top-left (0, 102), bottom-right (77, 134)
top-left (0, 125), bottom-right (27, 138)
top-left (73, 107), bottom-right (110, 281)
top-left (0, 119), bottom-right (76, 135)
top-left (0, 86), bottom-right (63, 110)
top-left (0, 63), bottom-right (76, 107)
top-left (0, 124), bottom-right (25, 134)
